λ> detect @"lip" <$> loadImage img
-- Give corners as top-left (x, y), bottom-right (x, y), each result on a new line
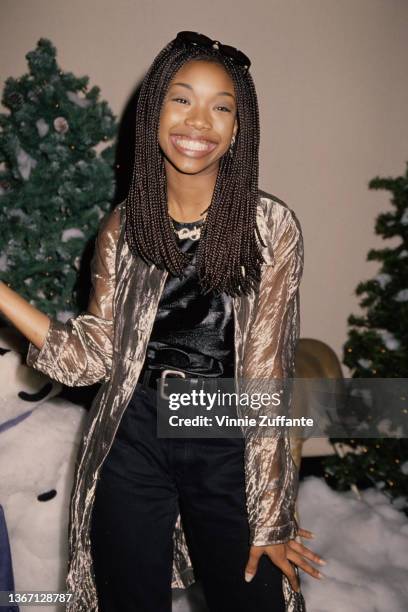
top-left (170, 134), bottom-right (218, 158)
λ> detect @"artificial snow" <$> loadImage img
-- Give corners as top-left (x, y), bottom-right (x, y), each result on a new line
top-left (66, 91), bottom-right (91, 108)
top-left (357, 358), bottom-right (371, 370)
top-left (16, 146), bottom-right (37, 180)
top-left (56, 310), bottom-right (75, 323)
top-left (375, 329), bottom-right (401, 351)
top-left (36, 118), bottom-right (49, 138)
top-left (374, 273), bottom-right (391, 289)
top-left (9, 207), bottom-right (29, 221)
top-left (61, 228), bottom-right (85, 242)
top-left (0, 253), bottom-right (8, 272)
top-left (394, 289), bottom-right (408, 302)
top-left (295, 476), bottom-right (408, 612)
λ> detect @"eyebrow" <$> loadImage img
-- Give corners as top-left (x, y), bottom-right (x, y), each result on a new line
top-left (169, 81), bottom-right (235, 100)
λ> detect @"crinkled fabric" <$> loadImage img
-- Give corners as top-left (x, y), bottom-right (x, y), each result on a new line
top-left (26, 190), bottom-right (306, 611)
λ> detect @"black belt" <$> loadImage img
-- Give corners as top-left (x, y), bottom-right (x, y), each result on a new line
top-left (139, 347), bottom-right (234, 392)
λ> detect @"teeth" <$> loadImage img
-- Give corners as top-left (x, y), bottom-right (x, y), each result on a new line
top-left (174, 138), bottom-right (213, 151)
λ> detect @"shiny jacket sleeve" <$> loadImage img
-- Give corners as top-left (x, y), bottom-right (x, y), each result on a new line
top-left (25, 205), bottom-right (121, 386)
top-left (243, 206), bottom-right (304, 546)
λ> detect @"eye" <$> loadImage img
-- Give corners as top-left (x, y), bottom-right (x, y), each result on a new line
top-left (216, 106), bottom-right (231, 113)
top-left (172, 97), bottom-right (189, 104)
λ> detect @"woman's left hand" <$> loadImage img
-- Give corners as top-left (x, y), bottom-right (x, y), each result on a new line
top-left (244, 528), bottom-right (326, 592)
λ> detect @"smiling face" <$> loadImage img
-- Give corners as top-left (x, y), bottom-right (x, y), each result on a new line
top-left (158, 59), bottom-right (238, 176)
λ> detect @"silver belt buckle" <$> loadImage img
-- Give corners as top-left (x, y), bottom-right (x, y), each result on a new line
top-left (159, 369), bottom-right (186, 400)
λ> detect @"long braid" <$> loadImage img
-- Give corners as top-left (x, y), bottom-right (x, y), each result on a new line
top-left (125, 37), bottom-right (266, 294)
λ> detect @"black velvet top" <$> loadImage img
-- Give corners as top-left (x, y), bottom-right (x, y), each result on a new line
top-left (146, 217), bottom-right (235, 376)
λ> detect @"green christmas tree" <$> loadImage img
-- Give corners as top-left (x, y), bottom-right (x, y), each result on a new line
top-left (323, 162), bottom-right (408, 513)
top-left (0, 38), bottom-right (117, 320)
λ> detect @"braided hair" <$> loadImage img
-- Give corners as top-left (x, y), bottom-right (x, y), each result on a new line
top-left (125, 36), bottom-right (266, 297)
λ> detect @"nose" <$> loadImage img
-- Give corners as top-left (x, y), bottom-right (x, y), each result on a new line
top-left (184, 106), bottom-right (212, 131)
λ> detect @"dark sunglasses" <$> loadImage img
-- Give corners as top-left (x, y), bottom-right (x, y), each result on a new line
top-left (173, 31), bottom-right (251, 72)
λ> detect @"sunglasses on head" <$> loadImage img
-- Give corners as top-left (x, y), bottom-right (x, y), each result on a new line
top-left (173, 31), bottom-right (251, 72)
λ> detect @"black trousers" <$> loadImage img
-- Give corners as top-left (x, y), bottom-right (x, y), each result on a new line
top-left (90, 382), bottom-right (286, 612)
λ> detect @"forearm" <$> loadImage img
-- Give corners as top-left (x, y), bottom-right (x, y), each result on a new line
top-left (0, 281), bottom-right (51, 349)
top-left (245, 432), bottom-right (299, 546)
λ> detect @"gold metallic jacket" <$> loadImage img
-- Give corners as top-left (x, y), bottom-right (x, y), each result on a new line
top-left (26, 190), bottom-right (306, 611)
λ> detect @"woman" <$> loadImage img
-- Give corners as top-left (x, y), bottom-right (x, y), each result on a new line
top-left (0, 31), bottom-right (324, 612)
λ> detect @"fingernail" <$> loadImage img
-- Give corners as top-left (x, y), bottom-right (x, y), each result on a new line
top-left (318, 559), bottom-right (327, 566)
top-left (245, 572), bottom-right (254, 583)
top-left (317, 571), bottom-right (325, 579)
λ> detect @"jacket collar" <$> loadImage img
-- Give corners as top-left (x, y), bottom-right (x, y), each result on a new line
top-left (256, 198), bottom-right (276, 266)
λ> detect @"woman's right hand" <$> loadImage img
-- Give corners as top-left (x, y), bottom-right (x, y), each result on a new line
top-left (245, 527), bottom-right (325, 593)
